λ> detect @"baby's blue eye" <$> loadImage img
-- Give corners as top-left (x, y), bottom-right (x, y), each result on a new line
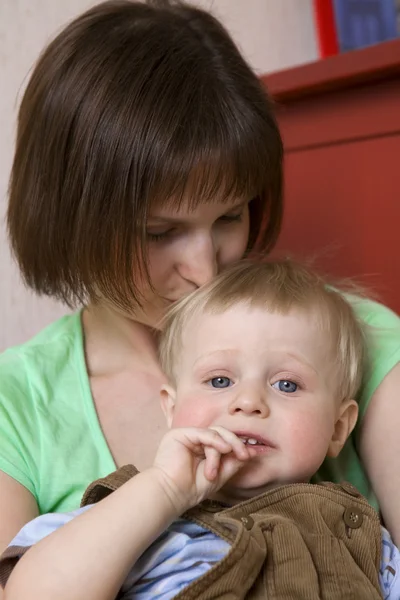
top-left (272, 380), bottom-right (298, 393)
top-left (210, 377), bottom-right (232, 389)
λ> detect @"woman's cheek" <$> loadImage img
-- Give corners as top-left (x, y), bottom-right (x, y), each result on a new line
top-left (219, 214), bottom-right (250, 266)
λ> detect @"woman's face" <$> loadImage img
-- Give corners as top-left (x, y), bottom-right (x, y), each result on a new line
top-left (134, 197), bottom-right (250, 327)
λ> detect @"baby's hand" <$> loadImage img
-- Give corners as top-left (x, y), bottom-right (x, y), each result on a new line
top-left (151, 427), bottom-right (253, 514)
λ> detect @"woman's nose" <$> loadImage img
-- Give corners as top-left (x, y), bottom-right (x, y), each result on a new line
top-left (177, 231), bottom-right (218, 288)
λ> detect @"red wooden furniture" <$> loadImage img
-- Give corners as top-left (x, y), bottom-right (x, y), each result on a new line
top-left (263, 39), bottom-right (400, 314)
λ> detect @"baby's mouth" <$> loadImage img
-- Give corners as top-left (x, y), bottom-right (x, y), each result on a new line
top-left (238, 436), bottom-right (265, 446)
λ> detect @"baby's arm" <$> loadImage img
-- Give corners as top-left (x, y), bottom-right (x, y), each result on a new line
top-left (4, 427), bottom-right (250, 600)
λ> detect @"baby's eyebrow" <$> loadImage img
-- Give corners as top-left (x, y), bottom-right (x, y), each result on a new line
top-left (191, 350), bottom-right (320, 379)
top-left (284, 352), bottom-right (319, 376)
top-left (192, 349), bottom-right (238, 369)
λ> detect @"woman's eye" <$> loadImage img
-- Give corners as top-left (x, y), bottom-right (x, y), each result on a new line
top-left (272, 380), bottom-right (298, 393)
top-left (208, 376), bottom-right (232, 389)
top-left (218, 212), bottom-right (243, 224)
top-left (146, 229), bottom-right (174, 242)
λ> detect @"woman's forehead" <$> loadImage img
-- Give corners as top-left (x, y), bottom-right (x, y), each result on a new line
top-left (147, 159), bottom-right (259, 215)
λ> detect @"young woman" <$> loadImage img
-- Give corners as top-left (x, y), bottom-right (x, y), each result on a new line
top-left (0, 0), bottom-right (399, 582)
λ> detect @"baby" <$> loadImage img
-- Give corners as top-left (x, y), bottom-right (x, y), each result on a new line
top-left (1, 260), bottom-right (398, 599)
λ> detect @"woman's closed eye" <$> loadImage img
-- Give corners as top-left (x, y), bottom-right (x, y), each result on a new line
top-left (146, 228), bottom-right (176, 243)
top-left (272, 380), bottom-right (298, 394)
top-left (146, 205), bottom-right (247, 242)
top-left (208, 376), bottom-right (232, 389)
top-left (217, 211), bottom-right (243, 225)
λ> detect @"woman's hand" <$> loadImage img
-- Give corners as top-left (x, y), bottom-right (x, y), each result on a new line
top-left (152, 426), bottom-right (254, 513)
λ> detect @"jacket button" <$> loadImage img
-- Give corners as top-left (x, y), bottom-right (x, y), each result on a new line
top-left (343, 507), bottom-right (363, 529)
top-left (236, 513), bottom-right (254, 530)
top-left (340, 482), bottom-right (360, 498)
top-left (202, 500), bottom-right (221, 513)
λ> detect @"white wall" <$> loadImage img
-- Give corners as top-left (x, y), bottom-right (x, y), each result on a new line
top-left (0, 0), bottom-right (318, 350)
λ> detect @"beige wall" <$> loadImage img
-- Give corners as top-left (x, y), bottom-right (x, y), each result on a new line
top-left (0, 0), bottom-right (318, 350)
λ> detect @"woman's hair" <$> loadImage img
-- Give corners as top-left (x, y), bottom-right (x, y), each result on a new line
top-left (160, 259), bottom-right (366, 402)
top-left (7, 0), bottom-right (283, 311)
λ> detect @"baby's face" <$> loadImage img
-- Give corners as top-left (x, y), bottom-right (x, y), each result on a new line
top-left (166, 303), bottom-right (344, 499)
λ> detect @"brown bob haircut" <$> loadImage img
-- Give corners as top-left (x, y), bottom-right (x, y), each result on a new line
top-left (8, 0), bottom-right (283, 311)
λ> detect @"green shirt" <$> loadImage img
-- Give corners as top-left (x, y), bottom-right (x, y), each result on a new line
top-left (0, 313), bottom-right (115, 513)
top-left (312, 295), bottom-right (400, 509)
top-left (0, 299), bottom-right (399, 514)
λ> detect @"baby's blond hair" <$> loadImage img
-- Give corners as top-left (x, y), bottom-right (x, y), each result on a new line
top-left (159, 259), bottom-right (366, 401)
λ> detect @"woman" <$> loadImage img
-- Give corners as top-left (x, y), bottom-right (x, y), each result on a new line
top-left (0, 0), bottom-right (399, 573)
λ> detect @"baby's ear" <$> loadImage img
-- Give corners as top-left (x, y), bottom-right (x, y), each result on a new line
top-left (327, 398), bottom-right (358, 458)
top-left (160, 384), bottom-right (177, 428)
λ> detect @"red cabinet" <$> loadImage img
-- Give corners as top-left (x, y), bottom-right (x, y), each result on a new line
top-left (264, 39), bottom-right (400, 313)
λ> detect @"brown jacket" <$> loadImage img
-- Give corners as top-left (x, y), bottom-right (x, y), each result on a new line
top-left (0, 465), bottom-right (383, 599)
top-left (82, 465), bottom-right (383, 599)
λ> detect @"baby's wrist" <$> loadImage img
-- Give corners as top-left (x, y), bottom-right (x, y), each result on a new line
top-left (143, 467), bottom-right (189, 517)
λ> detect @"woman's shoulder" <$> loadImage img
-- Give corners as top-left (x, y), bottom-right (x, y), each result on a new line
top-left (345, 295), bottom-right (400, 418)
top-left (0, 312), bottom-right (115, 512)
top-left (346, 294), bottom-right (400, 330)
top-left (0, 311), bottom-right (86, 430)
top-left (0, 311), bottom-right (83, 390)
top-left (347, 295), bottom-right (399, 364)
top-left (0, 311), bottom-right (99, 509)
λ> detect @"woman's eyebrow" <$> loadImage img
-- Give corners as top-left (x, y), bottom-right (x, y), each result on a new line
top-left (146, 216), bottom-right (185, 225)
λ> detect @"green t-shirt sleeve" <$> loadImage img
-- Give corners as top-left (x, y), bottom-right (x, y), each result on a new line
top-left (349, 296), bottom-right (400, 425)
top-left (0, 350), bottom-right (39, 497)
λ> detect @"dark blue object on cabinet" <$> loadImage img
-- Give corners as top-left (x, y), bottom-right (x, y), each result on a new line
top-left (333, 0), bottom-right (398, 51)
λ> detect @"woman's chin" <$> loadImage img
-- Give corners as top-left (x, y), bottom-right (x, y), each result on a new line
top-left (133, 302), bottom-right (174, 330)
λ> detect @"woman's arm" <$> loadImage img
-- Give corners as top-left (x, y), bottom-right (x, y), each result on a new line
top-left (0, 472), bottom-right (39, 600)
top-left (359, 362), bottom-right (400, 545)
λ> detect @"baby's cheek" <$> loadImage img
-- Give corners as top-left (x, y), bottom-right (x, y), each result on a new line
top-left (171, 397), bottom-right (215, 428)
top-left (286, 418), bottom-right (333, 472)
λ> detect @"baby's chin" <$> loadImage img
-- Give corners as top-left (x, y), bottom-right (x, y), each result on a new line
top-left (213, 471), bottom-right (312, 505)
top-left (213, 479), bottom-right (280, 506)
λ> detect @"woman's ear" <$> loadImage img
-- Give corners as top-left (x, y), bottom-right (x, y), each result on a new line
top-left (160, 384), bottom-right (176, 428)
top-left (327, 398), bottom-right (359, 458)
